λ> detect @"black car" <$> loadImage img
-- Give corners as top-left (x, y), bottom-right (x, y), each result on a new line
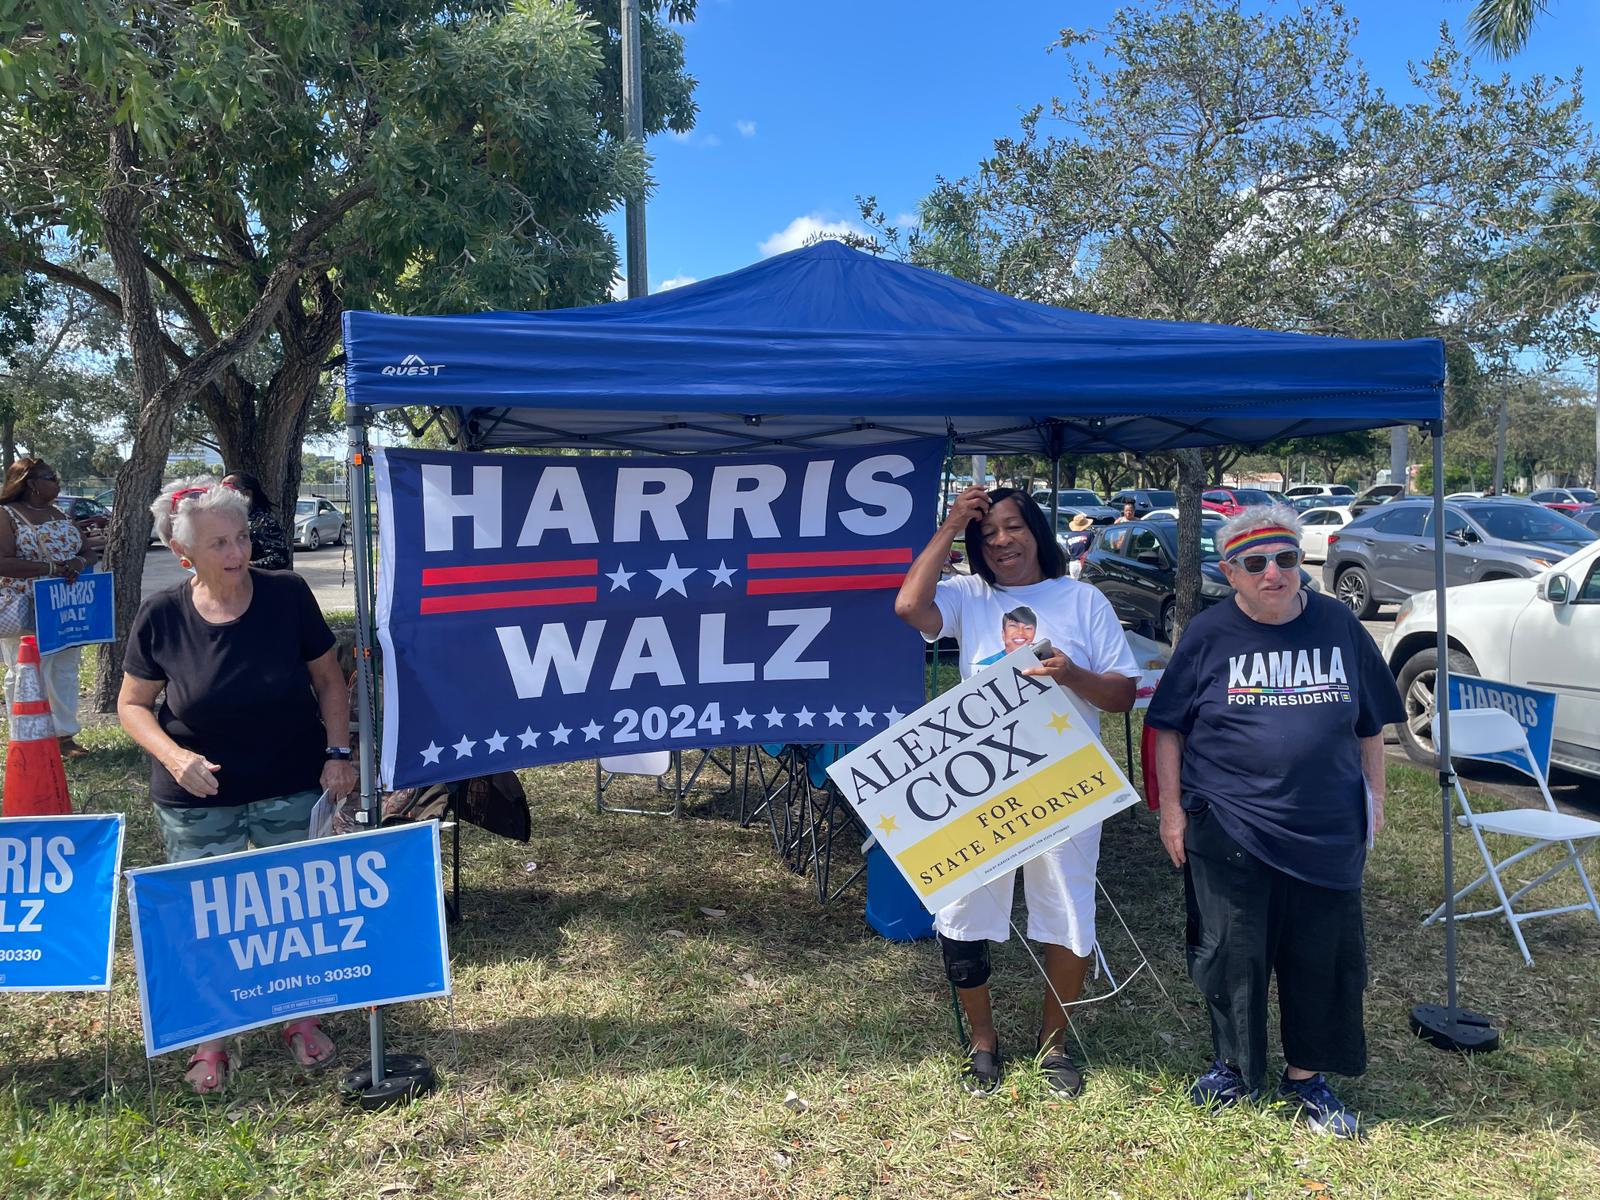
top-left (1107, 488), bottom-right (1178, 517)
top-left (1081, 517), bottom-right (1238, 643)
top-left (1575, 504), bottom-right (1600, 533)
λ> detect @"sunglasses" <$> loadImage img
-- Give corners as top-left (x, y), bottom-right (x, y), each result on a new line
top-left (169, 485), bottom-right (212, 512)
top-left (1233, 549), bottom-right (1302, 575)
top-left (31, 472), bottom-right (58, 483)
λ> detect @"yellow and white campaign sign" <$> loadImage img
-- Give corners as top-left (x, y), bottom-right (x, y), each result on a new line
top-left (826, 647), bottom-right (1140, 913)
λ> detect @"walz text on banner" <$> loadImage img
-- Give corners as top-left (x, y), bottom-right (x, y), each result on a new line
top-left (0, 814), bottom-right (125, 992)
top-left (126, 824), bottom-right (449, 1056)
top-left (827, 648), bottom-right (1140, 913)
top-left (32, 568), bottom-right (116, 656)
top-left (374, 442), bottom-right (944, 788)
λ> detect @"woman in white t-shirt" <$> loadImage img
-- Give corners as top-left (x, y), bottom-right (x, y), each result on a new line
top-left (895, 484), bottom-right (1138, 1098)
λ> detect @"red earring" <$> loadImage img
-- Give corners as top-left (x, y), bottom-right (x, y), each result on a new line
top-left (180, 557), bottom-right (192, 569)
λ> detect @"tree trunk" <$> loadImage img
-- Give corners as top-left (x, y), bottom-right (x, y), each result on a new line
top-left (2, 411), bottom-right (14, 470)
top-left (1171, 448), bottom-right (1206, 646)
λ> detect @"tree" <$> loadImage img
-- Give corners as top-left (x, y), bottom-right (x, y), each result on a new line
top-left (866, 0), bottom-right (1597, 639)
top-left (1468, 0), bottom-right (1553, 58)
top-left (2, 0), bottom-right (698, 708)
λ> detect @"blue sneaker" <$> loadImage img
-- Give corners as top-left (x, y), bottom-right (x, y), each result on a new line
top-left (1278, 1072), bottom-right (1361, 1139)
top-left (1189, 1059), bottom-right (1252, 1108)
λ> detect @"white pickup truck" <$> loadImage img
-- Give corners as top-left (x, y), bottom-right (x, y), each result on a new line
top-left (1382, 540), bottom-right (1600, 779)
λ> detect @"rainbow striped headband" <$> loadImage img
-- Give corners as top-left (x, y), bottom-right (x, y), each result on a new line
top-left (1222, 525), bottom-right (1299, 561)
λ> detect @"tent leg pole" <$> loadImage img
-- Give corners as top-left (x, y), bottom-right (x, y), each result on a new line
top-left (338, 403), bottom-right (441, 1108)
top-left (1410, 419), bottom-right (1498, 1053)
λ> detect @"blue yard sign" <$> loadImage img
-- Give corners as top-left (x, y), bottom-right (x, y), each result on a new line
top-left (1447, 674), bottom-right (1558, 780)
top-left (374, 442), bottom-right (943, 789)
top-left (126, 823), bottom-right (450, 1056)
top-left (0, 814), bottom-right (125, 992)
top-left (32, 568), bottom-right (116, 655)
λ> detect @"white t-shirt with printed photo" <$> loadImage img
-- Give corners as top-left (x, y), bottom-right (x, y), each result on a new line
top-left (929, 572), bottom-right (1140, 726)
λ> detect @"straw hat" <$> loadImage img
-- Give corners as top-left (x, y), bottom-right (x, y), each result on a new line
top-left (1068, 514), bottom-right (1095, 531)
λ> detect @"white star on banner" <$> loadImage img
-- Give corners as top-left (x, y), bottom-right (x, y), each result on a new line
top-left (605, 563), bottom-right (635, 591)
top-left (550, 723), bottom-right (572, 745)
top-left (765, 707), bottom-right (786, 728)
top-left (708, 559), bottom-right (738, 587)
top-left (649, 553), bottom-right (697, 598)
top-left (794, 706), bottom-right (815, 726)
top-left (854, 707), bottom-right (876, 727)
top-left (420, 741), bottom-right (443, 765)
top-left (581, 720), bottom-right (603, 741)
top-left (883, 706), bottom-right (905, 725)
top-left (733, 708), bottom-right (755, 729)
top-left (518, 726), bottom-right (540, 748)
top-left (823, 707), bottom-right (845, 726)
top-left (485, 731), bottom-right (508, 753)
top-left (453, 735), bottom-right (476, 759)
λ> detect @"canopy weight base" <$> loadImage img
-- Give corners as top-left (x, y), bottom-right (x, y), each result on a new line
top-left (339, 1053), bottom-right (438, 1111)
top-left (1409, 1004), bottom-right (1500, 1054)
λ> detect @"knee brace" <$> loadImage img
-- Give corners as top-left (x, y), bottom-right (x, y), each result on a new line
top-left (938, 934), bottom-right (992, 990)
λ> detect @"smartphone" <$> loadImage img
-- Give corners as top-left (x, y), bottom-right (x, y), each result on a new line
top-left (1031, 639), bottom-right (1056, 661)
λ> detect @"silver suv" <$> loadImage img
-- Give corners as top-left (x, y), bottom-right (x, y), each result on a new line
top-left (1323, 497), bottom-right (1597, 618)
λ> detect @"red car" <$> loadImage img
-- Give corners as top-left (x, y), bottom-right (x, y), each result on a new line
top-left (1529, 487), bottom-right (1595, 515)
top-left (1201, 486), bottom-right (1279, 516)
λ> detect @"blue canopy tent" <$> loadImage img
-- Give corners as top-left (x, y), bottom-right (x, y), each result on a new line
top-left (337, 242), bottom-right (1487, 1093)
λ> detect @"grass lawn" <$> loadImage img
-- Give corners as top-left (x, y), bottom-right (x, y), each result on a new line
top-left (3, 712), bottom-right (1600, 1199)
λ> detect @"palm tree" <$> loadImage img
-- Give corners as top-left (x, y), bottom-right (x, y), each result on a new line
top-left (1466, 0), bottom-right (1554, 58)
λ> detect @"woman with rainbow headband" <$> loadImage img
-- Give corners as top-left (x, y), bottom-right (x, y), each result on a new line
top-left (1144, 504), bottom-right (1402, 1139)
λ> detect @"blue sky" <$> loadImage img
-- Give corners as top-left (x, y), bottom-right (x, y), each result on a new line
top-left (613, 0), bottom-right (1599, 295)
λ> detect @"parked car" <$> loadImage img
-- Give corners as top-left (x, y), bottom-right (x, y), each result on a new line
top-left (1574, 503), bottom-right (1600, 533)
top-left (1201, 487), bottom-right (1280, 516)
top-left (1287, 494), bottom-right (1339, 513)
top-left (1285, 484), bottom-right (1356, 499)
top-left (1444, 491), bottom-right (1486, 501)
top-left (1347, 483), bottom-right (1407, 516)
top-left (1107, 488), bottom-right (1177, 517)
top-left (1079, 516), bottom-right (1310, 644)
top-left (1529, 487), bottom-right (1596, 514)
top-left (1144, 508), bottom-right (1226, 521)
top-left (56, 494), bottom-right (111, 535)
top-left (1296, 505), bottom-right (1353, 563)
top-left (1322, 498), bottom-right (1598, 618)
top-left (1030, 489), bottom-right (1121, 524)
top-left (1381, 539), bottom-right (1600, 779)
top-left (293, 497), bottom-right (348, 550)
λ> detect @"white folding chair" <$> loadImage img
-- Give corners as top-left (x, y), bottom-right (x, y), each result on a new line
top-left (1423, 707), bottom-right (1600, 966)
top-left (595, 751), bottom-right (677, 817)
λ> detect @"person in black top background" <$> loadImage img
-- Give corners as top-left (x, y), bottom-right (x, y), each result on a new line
top-left (222, 470), bottom-right (291, 571)
top-left (117, 477), bottom-right (356, 1094)
top-left (1145, 504), bottom-right (1403, 1140)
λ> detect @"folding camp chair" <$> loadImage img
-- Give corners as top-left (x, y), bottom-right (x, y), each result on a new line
top-left (1424, 708), bottom-right (1600, 966)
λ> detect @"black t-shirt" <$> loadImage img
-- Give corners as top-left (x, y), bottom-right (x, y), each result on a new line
top-left (123, 570), bottom-right (336, 808)
top-left (1144, 591), bottom-right (1404, 890)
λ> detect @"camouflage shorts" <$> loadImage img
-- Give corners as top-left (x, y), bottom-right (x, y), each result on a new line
top-left (153, 789), bottom-right (322, 863)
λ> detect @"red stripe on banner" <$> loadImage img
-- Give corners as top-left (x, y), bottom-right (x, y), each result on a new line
top-left (11, 700), bottom-right (51, 716)
top-left (421, 559), bottom-right (598, 587)
top-left (745, 547), bottom-right (913, 570)
top-left (746, 573), bottom-right (907, 595)
top-left (421, 585), bottom-right (598, 614)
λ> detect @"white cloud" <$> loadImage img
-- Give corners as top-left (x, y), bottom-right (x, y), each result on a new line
top-left (668, 129), bottom-right (721, 148)
top-left (758, 214), bottom-right (870, 258)
top-left (609, 275), bottom-right (629, 301)
top-left (657, 275), bottom-right (698, 291)
top-left (891, 211), bottom-right (922, 230)
top-left (736, 119), bottom-right (757, 138)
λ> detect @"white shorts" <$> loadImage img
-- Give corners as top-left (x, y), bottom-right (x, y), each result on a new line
top-left (933, 824), bottom-right (1101, 954)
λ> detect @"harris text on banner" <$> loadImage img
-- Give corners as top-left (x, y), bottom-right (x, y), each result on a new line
top-left (0, 814), bottom-right (125, 992)
top-left (1448, 675), bottom-right (1557, 778)
top-left (32, 568), bottom-right (116, 656)
top-left (126, 823), bottom-right (449, 1057)
top-left (375, 443), bottom-right (944, 788)
top-left (826, 648), bottom-right (1140, 913)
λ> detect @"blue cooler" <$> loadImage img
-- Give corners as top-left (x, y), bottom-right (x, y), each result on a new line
top-left (864, 841), bottom-right (935, 942)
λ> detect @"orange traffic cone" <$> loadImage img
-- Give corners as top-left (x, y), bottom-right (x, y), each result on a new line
top-left (3, 635), bottom-right (72, 816)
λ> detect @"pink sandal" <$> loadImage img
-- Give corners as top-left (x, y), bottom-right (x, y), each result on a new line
top-left (281, 1018), bottom-right (338, 1070)
top-left (185, 1048), bottom-right (230, 1095)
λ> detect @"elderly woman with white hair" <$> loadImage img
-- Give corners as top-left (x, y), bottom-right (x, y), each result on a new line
top-left (1144, 504), bottom-right (1403, 1139)
top-left (117, 477), bottom-right (357, 1094)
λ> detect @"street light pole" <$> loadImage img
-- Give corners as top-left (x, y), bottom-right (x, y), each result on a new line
top-left (621, 0), bottom-right (647, 299)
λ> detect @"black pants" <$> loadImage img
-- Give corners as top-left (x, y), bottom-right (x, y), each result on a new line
top-left (1183, 806), bottom-right (1367, 1091)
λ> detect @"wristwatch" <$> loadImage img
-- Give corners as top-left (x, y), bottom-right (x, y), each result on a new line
top-left (325, 746), bottom-right (353, 761)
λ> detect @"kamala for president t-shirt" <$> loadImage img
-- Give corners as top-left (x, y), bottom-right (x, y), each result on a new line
top-left (1144, 590), bottom-right (1404, 890)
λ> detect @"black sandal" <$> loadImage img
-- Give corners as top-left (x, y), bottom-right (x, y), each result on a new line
top-left (1036, 1036), bottom-right (1083, 1097)
top-left (961, 1044), bottom-right (1002, 1096)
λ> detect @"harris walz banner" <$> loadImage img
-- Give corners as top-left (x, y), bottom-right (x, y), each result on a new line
top-left (375, 442), bottom-right (945, 789)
